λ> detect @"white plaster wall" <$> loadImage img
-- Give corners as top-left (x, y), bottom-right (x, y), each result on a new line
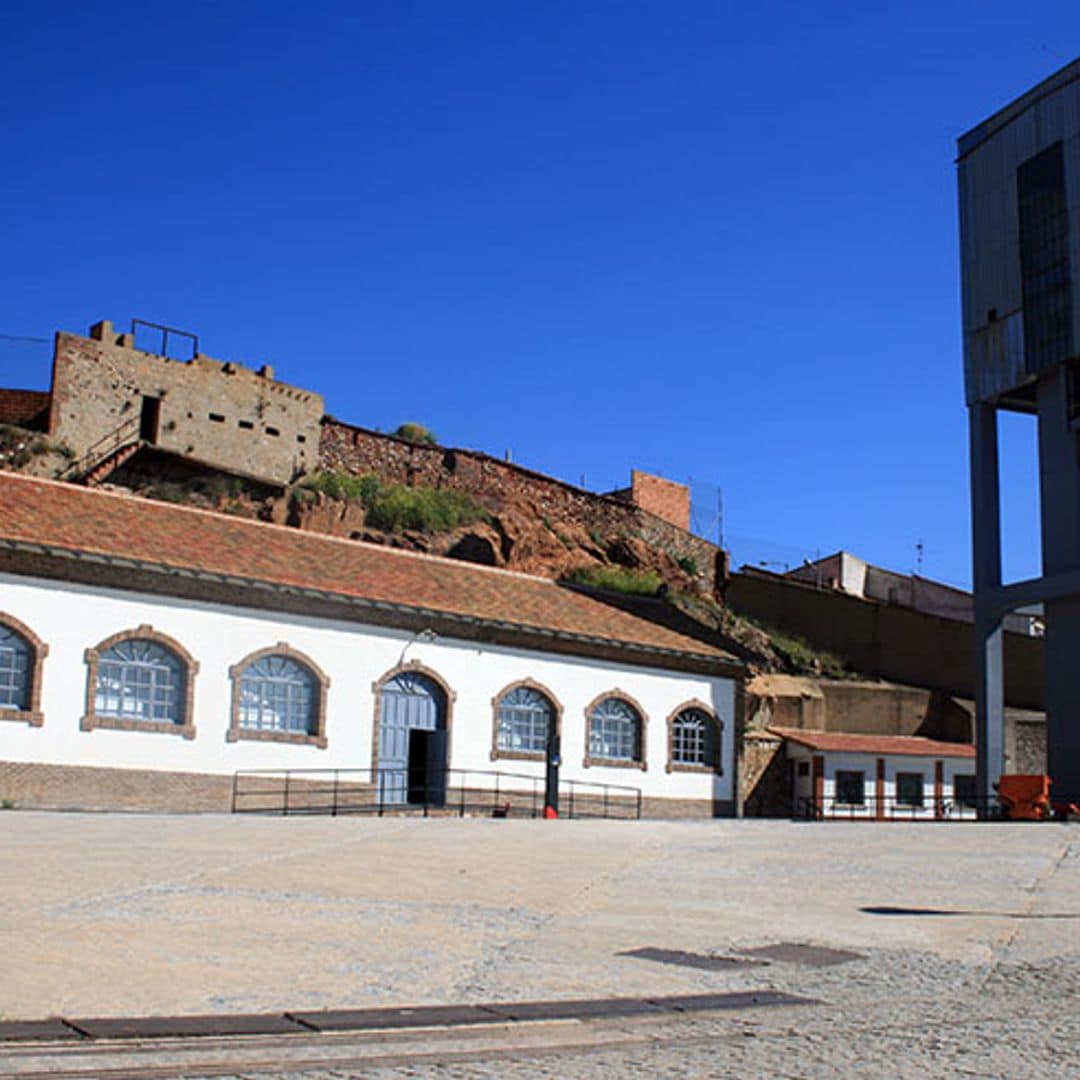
top-left (786, 745), bottom-right (977, 819)
top-left (0, 573), bottom-right (735, 803)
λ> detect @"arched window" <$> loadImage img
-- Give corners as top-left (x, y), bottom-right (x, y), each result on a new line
top-left (95, 639), bottom-right (185, 724)
top-left (82, 626), bottom-right (197, 738)
top-left (496, 685), bottom-right (555, 755)
top-left (588, 696), bottom-right (643, 765)
top-left (239, 654), bottom-right (318, 735)
top-left (228, 645), bottom-right (330, 747)
top-left (670, 707), bottom-right (717, 768)
top-left (0, 623), bottom-right (32, 713)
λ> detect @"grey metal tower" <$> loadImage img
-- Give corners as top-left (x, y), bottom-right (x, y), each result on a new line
top-left (958, 60), bottom-right (1080, 806)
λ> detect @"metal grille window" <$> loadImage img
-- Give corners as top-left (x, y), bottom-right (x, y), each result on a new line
top-left (497, 686), bottom-right (553, 754)
top-left (0, 625), bottom-right (31, 711)
top-left (671, 707), bottom-right (714, 766)
top-left (954, 774), bottom-right (977, 809)
top-left (95, 639), bottom-right (184, 724)
top-left (1018, 141), bottom-right (1073, 375)
top-left (589, 697), bottom-right (642, 762)
top-left (239, 654), bottom-right (317, 734)
top-left (834, 770), bottom-right (865, 806)
top-left (896, 772), bottom-right (925, 807)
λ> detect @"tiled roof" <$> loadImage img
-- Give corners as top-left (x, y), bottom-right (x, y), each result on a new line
top-left (0, 471), bottom-right (738, 670)
top-left (769, 727), bottom-right (975, 758)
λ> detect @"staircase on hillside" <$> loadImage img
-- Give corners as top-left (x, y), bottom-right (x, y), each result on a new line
top-left (60, 416), bottom-right (142, 487)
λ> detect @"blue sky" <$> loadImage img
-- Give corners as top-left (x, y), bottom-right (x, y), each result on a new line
top-left (0, 2), bottom-right (1072, 588)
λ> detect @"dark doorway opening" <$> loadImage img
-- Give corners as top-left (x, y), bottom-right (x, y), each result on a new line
top-left (407, 729), bottom-right (430, 804)
top-left (407, 728), bottom-right (447, 806)
top-left (139, 396), bottom-right (161, 444)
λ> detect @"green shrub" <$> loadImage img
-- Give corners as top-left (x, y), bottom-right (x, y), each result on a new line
top-left (365, 484), bottom-right (486, 533)
top-left (144, 482), bottom-right (187, 504)
top-left (676, 554), bottom-right (698, 576)
top-left (392, 422), bottom-right (438, 446)
top-left (301, 469), bottom-right (376, 503)
top-left (297, 469), bottom-right (485, 534)
top-left (564, 565), bottom-right (663, 596)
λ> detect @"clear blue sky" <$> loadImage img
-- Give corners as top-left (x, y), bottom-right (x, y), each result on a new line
top-left (1, 2), bottom-right (1073, 588)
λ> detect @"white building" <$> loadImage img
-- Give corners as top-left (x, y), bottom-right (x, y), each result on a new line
top-left (0, 472), bottom-right (743, 817)
top-left (775, 727), bottom-right (977, 820)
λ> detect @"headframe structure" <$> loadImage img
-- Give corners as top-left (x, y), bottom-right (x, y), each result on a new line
top-left (957, 59), bottom-right (1080, 806)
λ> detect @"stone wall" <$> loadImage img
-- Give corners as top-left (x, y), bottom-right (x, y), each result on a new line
top-left (320, 419), bottom-right (725, 595)
top-left (739, 732), bottom-right (790, 817)
top-left (48, 322), bottom-right (324, 485)
top-left (728, 570), bottom-right (1045, 710)
top-left (1005, 711), bottom-right (1048, 774)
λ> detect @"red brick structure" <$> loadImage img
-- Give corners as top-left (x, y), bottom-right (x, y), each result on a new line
top-left (608, 470), bottom-right (691, 531)
top-left (0, 389), bottom-right (49, 429)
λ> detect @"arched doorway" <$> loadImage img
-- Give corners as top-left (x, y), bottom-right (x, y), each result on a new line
top-left (376, 670), bottom-right (449, 806)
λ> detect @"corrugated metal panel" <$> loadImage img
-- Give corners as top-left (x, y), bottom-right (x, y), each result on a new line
top-left (958, 67), bottom-right (1080, 404)
top-left (964, 311), bottom-right (1025, 405)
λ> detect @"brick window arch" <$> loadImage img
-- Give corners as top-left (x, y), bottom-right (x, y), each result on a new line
top-left (228, 644), bottom-right (330, 748)
top-left (490, 679), bottom-right (562, 762)
top-left (0, 612), bottom-right (48, 728)
top-left (82, 625), bottom-right (197, 739)
top-left (370, 661), bottom-right (457, 774)
top-left (666, 700), bottom-right (723, 774)
top-left (583, 690), bottom-right (647, 771)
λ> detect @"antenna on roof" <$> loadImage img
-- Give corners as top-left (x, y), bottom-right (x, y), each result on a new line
top-left (915, 540), bottom-right (924, 576)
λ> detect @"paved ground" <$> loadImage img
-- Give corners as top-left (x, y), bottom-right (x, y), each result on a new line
top-left (1, 813), bottom-right (1078, 1077)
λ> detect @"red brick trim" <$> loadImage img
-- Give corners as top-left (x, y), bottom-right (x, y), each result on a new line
top-left (582, 689), bottom-right (647, 771)
top-left (934, 760), bottom-right (944, 820)
top-left (875, 757), bottom-right (885, 821)
top-left (664, 699), bottom-right (723, 775)
top-left (227, 643), bottom-right (330, 749)
top-left (0, 612), bottom-right (48, 728)
top-left (489, 678), bottom-right (563, 763)
top-left (370, 661), bottom-right (456, 775)
top-left (812, 754), bottom-right (824, 817)
top-left (82, 625), bottom-right (198, 739)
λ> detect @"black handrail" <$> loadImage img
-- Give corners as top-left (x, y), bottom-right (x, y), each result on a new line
top-left (231, 766), bottom-right (643, 820)
top-left (60, 415), bottom-right (141, 479)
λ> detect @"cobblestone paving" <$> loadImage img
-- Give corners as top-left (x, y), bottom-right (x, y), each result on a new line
top-left (193, 951), bottom-right (1080, 1080)
top-left (4, 816), bottom-right (1078, 1078)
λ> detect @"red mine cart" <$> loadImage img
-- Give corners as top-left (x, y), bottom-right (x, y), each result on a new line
top-left (994, 775), bottom-right (1051, 821)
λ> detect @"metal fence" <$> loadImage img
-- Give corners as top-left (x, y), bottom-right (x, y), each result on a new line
top-left (796, 795), bottom-right (993, 821)
top-left (232, 767), bottom-right (643, 820)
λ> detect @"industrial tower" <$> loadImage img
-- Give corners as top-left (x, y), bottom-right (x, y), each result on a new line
top-left (957, 59), bottom-right (1080, 805)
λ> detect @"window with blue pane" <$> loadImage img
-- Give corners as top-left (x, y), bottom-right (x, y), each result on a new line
top-left (588, 697), bottom-right (642, 763)
top-left (0, 624), bottom-right (31, 712)
top-left (95, 639), bottom-right (185, 724)
top-left (497, 686), bottom-right (553, 755)
top-left (671, 707), bottom-right (715, 768)
top-left (239, 654), bottom-right (318, 735)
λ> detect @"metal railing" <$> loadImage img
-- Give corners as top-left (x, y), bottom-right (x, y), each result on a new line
top-left (59, 415), bottom-right (141, 480)
top-left (798, 793), bottom-right (1080, 822)
top-left (797, 795), bottom-right (998, 821)
top-left (231, 767), bottom-right (643, 820)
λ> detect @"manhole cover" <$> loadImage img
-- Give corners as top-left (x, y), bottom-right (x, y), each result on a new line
top-left (618, 947), bottom-right (765, 972)
top-left (736, 943), bottom-right (862, 967)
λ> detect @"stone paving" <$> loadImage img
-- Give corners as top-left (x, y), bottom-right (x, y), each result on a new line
top-left (1, 813), bottom-right (1078, 1077)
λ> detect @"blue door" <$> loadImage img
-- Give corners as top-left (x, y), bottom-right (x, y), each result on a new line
top-left (378, 673), bottom-right (447, 805)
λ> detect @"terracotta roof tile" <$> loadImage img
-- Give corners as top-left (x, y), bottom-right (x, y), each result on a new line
top-left (0, 471), bottom-right (738, 669)
top-left (769, 727), bottom-right (975, 758)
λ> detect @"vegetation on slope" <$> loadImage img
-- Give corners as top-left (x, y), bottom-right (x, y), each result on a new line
top-left (295, 468), bottom-right (488, 534)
